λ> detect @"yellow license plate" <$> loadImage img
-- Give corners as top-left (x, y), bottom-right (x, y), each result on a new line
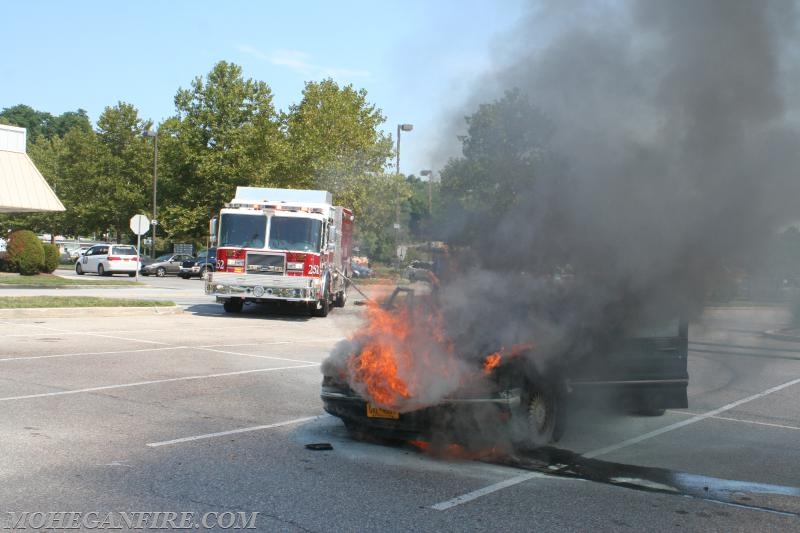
top-left (366, 403), bottom-right (399, 419)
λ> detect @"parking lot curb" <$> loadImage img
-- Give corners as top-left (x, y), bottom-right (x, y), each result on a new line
top-left (0, 306), bottom-right (184, 319)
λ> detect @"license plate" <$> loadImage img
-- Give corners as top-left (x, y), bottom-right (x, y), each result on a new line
top-left (366, 403), bottom-right (399, 419)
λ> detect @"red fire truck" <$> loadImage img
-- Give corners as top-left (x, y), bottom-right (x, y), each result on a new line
top-left (206, 187), bottom-right (353, 317)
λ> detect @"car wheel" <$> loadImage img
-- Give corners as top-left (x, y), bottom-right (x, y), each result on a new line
top-left (179, 274), bottom-right (189, 279)
top-left (76, 263), bottom-right (84, 275)
top-left (512, 379), bottom-right (561, 449)
top-left (199, 266), bottom-right (207, 279)
top-left (223, 298), bottom-right (243, 313)
top-left (97, 264), bottom-right (106, 276)
top-left (633, 408), bottom-right (666, 417)
top-left (128, 272), bottom-right (136, 277)
top-left (156, 267), bottom-right (166, 277)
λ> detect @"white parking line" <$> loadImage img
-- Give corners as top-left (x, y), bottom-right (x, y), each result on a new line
top-left (667, 409), bottom-right (800, 432)
top-left (0, 346), bottom-right (185, 362)
top-left (146, 415), bottom-right (323, 447)
top-left (430, 376), bottom-right (800, 511)
top-left (583, 376), bottom-right (800, 458)
top-left (197, 346), bottom-right (320, 365)
top-left (430, 472), bottom-right (549, 511)
top-left (0, 364), bottom-right (320, 402)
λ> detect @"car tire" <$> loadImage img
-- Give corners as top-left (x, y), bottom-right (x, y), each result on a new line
top-left (633, 408), bottom-right (666, 417)
top-left (511, 379), bottom-right (561, 449)
top-left (128, 272), bottom-right (136, 277)
top-left (199, 266), bottom-right (207, 279)
top-left (156, 267), bottom-right (166, 277)
top-left (179, 274), bottom-right (189, 279)
top-left (97, 264), bottom-right (106, 276)
top-left (76, 264), bottom-right (84, 275)
top-left (223, 298), bottom-right (244, 313)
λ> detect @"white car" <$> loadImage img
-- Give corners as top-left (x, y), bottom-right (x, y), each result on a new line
top-left (75, 244), bottom-right (140, 277)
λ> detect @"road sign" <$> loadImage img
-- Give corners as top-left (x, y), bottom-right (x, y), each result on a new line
top-left (130, 214), bottom-right (150, 236)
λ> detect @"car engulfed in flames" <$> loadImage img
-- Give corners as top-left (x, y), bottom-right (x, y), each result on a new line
top-left (320, 288), bottom-right (564, 449)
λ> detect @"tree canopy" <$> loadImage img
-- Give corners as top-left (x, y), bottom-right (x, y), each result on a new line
top-left (0, 61), bottom-right (409, 262)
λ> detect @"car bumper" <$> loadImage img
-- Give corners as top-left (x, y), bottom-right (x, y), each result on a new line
top-left (320, 385), bottom-right (520, 440)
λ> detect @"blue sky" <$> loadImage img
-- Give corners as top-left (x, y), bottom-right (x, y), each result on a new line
top-left (1, 1), bottom-right (526, 177)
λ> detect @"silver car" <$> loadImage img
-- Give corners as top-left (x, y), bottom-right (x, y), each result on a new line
top-left (140, 253), bottom-right (194, 277)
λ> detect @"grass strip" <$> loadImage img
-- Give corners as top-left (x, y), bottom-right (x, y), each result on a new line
top-left (0, 273), bottom-right (138, 287)
top-left (0, 296), bottom-right (175, 309)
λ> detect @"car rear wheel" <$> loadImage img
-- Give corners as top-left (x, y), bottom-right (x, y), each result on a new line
top-left (97, 264), bottom-right (106, 276)
top-left (156, 267), bottom-right (166, 277)
top-left (75, 264), bottom-right (84, 275)
top-left (223, 298), bottom-right (243, 313)
top-left (199, 266), bottom-right (207, 279)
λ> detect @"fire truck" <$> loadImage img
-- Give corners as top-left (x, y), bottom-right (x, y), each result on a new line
top-left (206, 187), bottom-right (353, 317)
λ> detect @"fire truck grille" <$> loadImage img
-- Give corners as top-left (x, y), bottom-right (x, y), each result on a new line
top-left (246, 253), bottom-right (285, 275)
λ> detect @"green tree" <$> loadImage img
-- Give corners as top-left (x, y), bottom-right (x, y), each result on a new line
top-left (439, 89), bottom-right (562, 247)
top-left (161, 61), bottom-right (285, 239)
top-left (0, 105), bottom-right (91, 143)
top-left (282, 79), bottom-right (393, 192)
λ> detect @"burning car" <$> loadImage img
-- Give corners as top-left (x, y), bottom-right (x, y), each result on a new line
top-left (321, 286), bottom-right (688, 449)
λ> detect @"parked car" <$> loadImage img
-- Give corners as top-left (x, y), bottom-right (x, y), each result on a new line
top-left (179, 248), bottom-right (216, 279)
top-left (350, 261), bottom-right (374, 279)
top-left (75, 244), bottom-right (140, 277)
top-left (404, 260), bottom-right (434, 282)
top-left (140, 253), bottom-right (195, 277)
top-left (67, 245), bottom-right (92, 262)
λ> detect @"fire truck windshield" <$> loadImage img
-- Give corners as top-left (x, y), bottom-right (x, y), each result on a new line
top-left (219, 213), bottom-right (267, 248)
top-left (268, 216), bottom-right (323, 252)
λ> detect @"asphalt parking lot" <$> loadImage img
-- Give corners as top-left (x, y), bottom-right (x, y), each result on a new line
top-left (1, 281), bottom-right (799, 531)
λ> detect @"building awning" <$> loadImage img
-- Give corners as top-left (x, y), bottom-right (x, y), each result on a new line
top-left (0, 124), bottom-right (65, 213)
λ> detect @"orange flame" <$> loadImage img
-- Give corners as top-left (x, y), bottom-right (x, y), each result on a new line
top-left (483, 352), bottom-right (502, 374)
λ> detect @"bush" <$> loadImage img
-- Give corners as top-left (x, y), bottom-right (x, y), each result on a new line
top-left (42, 243), bottom-right (60, 273)
top-left (0, 251), bottom-right (8, 272)
top-left (7, 230), bottom-right (45, 276)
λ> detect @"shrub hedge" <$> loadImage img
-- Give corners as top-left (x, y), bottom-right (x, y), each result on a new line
top-left (7, 230), bottom-right (45, 276)
top-left (42, 243), bottom-right (60, 273)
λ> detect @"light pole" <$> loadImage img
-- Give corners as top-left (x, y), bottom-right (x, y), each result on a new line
top-left (394, 124), bottom-right (414, 261)
top-left (143, 129), bottom-right (158, 258)
top-left (396, 123), bottom-right (413, 175)
top-left (420, 169), bottom-right (433, 213)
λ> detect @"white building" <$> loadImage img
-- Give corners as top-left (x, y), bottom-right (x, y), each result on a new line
top-left (0, 124), bottom-right (65, 212)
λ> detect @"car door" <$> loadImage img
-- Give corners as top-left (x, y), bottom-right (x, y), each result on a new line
top-left (82, 245), bottom-right (103, 273)
top-left (169, 254), bottom-right (192, 274)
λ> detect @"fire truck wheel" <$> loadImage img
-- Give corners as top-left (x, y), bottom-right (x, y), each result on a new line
top-left (223, 298), bottom-right (244, 313)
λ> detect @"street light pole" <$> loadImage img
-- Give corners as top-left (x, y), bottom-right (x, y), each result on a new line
top-left (143, 129), bottom-right (158, 258)
top-left (420, 169), bottom-right (433, 213)
top-left (396, 123), bottom-right (413, 175)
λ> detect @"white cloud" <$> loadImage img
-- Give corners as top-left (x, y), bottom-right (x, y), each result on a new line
top-left (238, 45), bottom-right (369, 79)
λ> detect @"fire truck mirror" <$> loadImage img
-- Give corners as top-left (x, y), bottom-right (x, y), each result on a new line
top-left (209, 218), bottom-right (218, 243)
